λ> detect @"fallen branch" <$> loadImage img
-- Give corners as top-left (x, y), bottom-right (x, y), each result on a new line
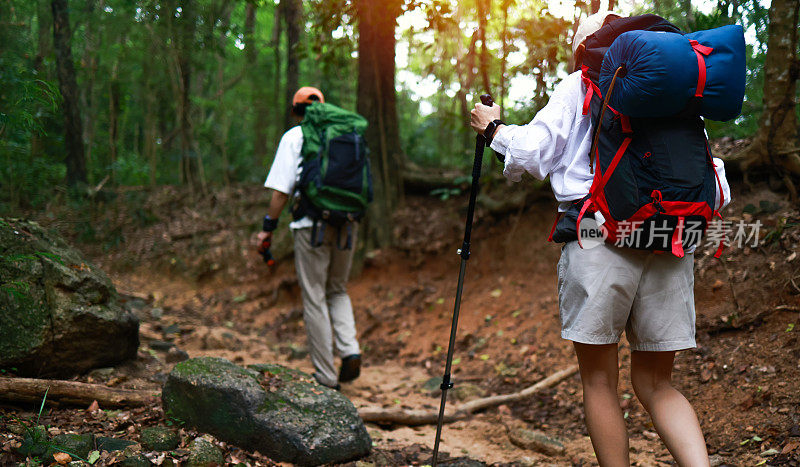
top-left (358, 365), bottom-right (578, 426)
top-left (0, 377), bottom-right (158, 408)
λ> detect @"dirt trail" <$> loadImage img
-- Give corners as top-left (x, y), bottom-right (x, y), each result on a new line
top-left (9, 185), bottom-right (799, 466)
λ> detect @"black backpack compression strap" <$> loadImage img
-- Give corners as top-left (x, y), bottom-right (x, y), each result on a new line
top-left (336, 223), bottom-right (353, 251)
top-left (310, 219), bottom-right (326, 248)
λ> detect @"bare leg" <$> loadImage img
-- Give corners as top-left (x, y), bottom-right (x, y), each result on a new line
top-left (631, 351), bottom-right (709, 467)
top-left (573, 342), bottom-right (629, 467)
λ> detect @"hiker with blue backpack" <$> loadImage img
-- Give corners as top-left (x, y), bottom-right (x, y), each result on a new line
top-left (471, 11), bottom-right (743, 466)
top-left (257, 86), bottom-right (372, 390)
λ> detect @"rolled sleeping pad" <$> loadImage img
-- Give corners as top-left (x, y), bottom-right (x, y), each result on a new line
top-left (599, 24), bottom-right (745, 121)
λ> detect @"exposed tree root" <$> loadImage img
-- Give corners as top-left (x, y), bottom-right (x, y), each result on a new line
top-left (0, 377), bottom-right (158, 408)
top-left (358, 365), bottom-right (578, 426)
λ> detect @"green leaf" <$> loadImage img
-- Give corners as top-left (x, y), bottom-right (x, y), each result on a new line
top-left (232, 293), bottom-right (248, 303)
top-left (787, 323), bottom-right (795, 332)
top-left (479, 354), bottom-right (489, 361)
top-left (87, 451), bottom-right (100, 464)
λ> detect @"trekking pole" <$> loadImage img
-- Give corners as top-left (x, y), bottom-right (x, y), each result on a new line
top-left (431, 94), bottom-right (494, 466)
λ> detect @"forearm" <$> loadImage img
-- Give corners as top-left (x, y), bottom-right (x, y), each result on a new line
top-left (267, 190), bottom-right (289, 220)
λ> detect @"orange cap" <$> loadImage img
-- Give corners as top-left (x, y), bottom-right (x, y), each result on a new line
top-left (292, 86), bottom-right (325, 105)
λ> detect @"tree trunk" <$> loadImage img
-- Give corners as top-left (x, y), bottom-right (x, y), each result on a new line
top-left (31, 0), bottom-right (53, 163)
top-left (216, 4), bottom-right (233, 186)
top-left (283, 0), bottom-right (302, 131)
top-left (175, 0), bottom-right (200, 189)
top-left (108, 65), bottom-right (120, 184)
top-left (355, 0), bottom-right (405, 248)
top-left (245, 2), bottom-right (271, 165)
top-left (728, 0), bottom-right (800, 201)
top-left (51, 0), bottom-right (87, 187)
top-left (272, 1), bottom-right (284, 142)
top-left (81, 0), bottom-right (98, 185)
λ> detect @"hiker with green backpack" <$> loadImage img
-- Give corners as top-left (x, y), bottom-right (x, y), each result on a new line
top-left (257, 86), bottom-right (372, 390)
top-left (471, 11), bottom-right (741, 466)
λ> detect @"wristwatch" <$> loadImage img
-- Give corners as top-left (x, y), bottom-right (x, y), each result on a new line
top-left (262, 214), bottom-right (279, 232)
top-left (483, 119), bottom-right (505, 145)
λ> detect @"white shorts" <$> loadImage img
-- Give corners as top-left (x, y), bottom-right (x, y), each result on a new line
top-left (557, 241), bottom-right (696, 352)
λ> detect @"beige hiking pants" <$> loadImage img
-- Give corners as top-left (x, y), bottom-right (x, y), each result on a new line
top-left (292, 224), bottom-right (360, 387)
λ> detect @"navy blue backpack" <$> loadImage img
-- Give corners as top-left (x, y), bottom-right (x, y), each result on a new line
top-left (551, 14), bottom-right (744, 257)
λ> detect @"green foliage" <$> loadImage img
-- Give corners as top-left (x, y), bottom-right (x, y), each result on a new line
top-left (0, 0), bottom-right (782, 215)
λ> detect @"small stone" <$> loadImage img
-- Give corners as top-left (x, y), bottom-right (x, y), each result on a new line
top-left (162, 324), bottom-right (181, 336)
top-left (186, 438), bottom-right (224, 466)
top-left (139, 427), bottom-right (180, 452)
top-left (423, 376), bottom-right (444, 396)
top-left (450, 383), bottom-right (485, 402)
top-left (709, 454), bottom-right (726, 467)
top-left (508, 427), bottom-right (565, 456)
top-left (149, 340), bottom-right (174, 352)
top-left (96, 436), bottom-right (136, 452)
top-left (88, 367), bottom-right (116, 380)
top-left (166, 347), bottom-right (189, 363)
top-left (287, 343), bottom-right (309, 360)
top-left (150, 308), bottom-right (164, 319)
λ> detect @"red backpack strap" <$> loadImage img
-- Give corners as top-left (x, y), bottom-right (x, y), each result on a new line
top-left (547, 212), bottom-right (563, 242)
top-left (671, 216), bottom-right (685, 258)
top-left (689, 40), bottom-right (713, 98)
top-left (596, 137), bottom-right (633, 194)
top-left (581, 65), bottom-right (602, 116)
top-left (575, 199), bottom-right (594, 249)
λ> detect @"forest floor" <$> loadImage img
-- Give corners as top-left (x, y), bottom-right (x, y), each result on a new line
top-left (3, 169), bottom-right (800, 466)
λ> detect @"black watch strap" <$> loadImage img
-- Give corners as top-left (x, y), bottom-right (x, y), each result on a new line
top-left (262, 215), bottom-right (279, 232)
top-left (483, 119), bottom-right (505, 145)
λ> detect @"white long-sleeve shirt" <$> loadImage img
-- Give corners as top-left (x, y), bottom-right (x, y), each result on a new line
top-left (490, 70), bottom-right (731, 212)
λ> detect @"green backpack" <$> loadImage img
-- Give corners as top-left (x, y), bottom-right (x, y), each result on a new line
top-left (292, 103), bottom-right (373, 247)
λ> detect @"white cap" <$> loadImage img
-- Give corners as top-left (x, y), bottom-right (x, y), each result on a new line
top-left (572, 11), bottom-right (621, 57)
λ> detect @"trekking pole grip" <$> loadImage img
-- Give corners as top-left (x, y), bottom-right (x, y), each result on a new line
top-left (479, 94), bottom-right (505, 164)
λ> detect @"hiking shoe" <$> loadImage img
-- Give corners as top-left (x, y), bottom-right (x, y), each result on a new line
top-left (313, 372), bottom-right (341, 391)
top-left (339, 354), bottom-right (361, 383)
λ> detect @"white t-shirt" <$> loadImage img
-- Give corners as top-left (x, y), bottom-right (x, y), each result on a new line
top-left (264, 126), bottom-right (313, 229)
top-left (490, 70), bottom-right (731, 212)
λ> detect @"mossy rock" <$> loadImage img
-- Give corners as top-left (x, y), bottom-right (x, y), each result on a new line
top-left (118, 453), bottom-right (152, 467)
top-left (162, 357), bottom-right (371, 466)
top-left (46, 433), bottom-right (93, 461)
top-left (186, 438), bottom-right (224, 466)
top-left (140, 427), bottom-right (180, 452)
top-left (0, 219), bottom-right (139, 377)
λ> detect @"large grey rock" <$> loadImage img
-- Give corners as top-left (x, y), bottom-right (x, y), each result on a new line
top-left (162, 357), bottom-right (371, 466)
top-left (0, 219), bottom-right (139, 377)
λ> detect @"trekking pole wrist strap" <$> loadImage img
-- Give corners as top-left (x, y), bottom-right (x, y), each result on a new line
top-left (262, 214), bottom-right (279, 232)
